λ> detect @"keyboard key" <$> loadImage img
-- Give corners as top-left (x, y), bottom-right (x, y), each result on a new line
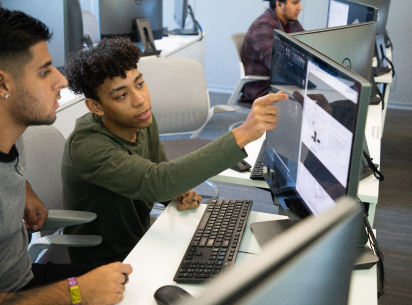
top-left (178, 273), bottom-right (193, 278)
top-left (194, 274), bottom-right (210, 278)
top-left (206, 239), bottom-right (215, 247)
top-left (199, 237), bottom-right (208, 247)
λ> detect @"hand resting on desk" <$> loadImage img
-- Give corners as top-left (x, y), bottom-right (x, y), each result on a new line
top-left (174, 189), bottom-right (202, 211)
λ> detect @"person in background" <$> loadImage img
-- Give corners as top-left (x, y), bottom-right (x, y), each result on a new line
top-left (240, 0), bottom-right (303, 107)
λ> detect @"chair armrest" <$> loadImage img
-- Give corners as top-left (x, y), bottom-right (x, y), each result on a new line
top-left (28, 235), bottom-right (102, 262)
top-left (27, 210), bottom-right (97, 233)
top-left (210, 105), bottom-right (237, 114)
top-left (244, 75), bottom-right (270, 81)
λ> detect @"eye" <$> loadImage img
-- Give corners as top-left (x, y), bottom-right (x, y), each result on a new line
top-left (40, 70), bottom-right (51, 77)
top-left (117, 92), bottom-right (127, 99)
top-left (137, 81), bottom-right (145, 88)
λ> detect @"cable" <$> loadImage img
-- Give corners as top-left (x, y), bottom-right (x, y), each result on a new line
top-left (196, 21), bottom-right (203, 41)
top-left (358, 198), bottom-right (385, 298)
top-left (375, 85), bottom-right (384, 110)
top-left (383, 54), bottom-right (395, 78)
top-left (186, 6), bottom-right (203, 41)
top-left (363, 151), bottom-right (384, 181)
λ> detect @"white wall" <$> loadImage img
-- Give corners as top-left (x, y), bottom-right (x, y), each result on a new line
top-left (1, 0), bottom-right (66, 67)
top-left (163, 0), bottom-right (270, 93)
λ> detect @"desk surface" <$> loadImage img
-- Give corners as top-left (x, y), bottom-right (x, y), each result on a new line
top-left (119, 202), bottom-right (377, 305)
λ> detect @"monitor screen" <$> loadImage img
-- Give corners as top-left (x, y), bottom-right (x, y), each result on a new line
top-left (265, 30), bottom-right (371, 216)
top-left (99, 0), bottom-right (163, 42)
top-left (328, 0), bottom-right (377, 27)
top-left (179, 197), bottom-right (363, 305)
top-left (174, 0), bottom-right (188, 29)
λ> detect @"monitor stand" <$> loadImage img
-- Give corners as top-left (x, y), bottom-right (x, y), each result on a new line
top-left (251, 196), bottom-right (379, 269)
top-left (134, 19), bottom-right (162, 57)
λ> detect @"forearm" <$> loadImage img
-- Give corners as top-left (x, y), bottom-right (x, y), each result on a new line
top-left (0, 281), bottom-right (71, 305)
top-left (134, 132), bottom-right (247, 203)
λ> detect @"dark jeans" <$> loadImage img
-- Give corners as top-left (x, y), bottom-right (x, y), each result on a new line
top-left (20, 262), bottom-right (94, 291)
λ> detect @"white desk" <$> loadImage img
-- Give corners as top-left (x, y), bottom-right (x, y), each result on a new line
top-left (119, 201), bottom-right (377, 305)
top-left (53, 34), bottom-right (206, 139)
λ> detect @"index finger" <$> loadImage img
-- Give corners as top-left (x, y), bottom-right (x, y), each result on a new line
top-left (254, 92), bottom-right (289, 107)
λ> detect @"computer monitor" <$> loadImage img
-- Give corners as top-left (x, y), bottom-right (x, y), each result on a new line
top-left (170, 0), bottom-right (198, 35)
top-left (327, 0), bottom-right (377, 27)
top-left (99, 0), bottom-right (163, 42)
top-left (265, 29), bottom-right (370, 203)
top-left (253, 30), bottom-right (377, 268)
top-left (290, 22), bottom-right (378, 180)
top-left (179, 197), bottom-right (363, 305)
top-left (351, 0), bottom-right (391, 46)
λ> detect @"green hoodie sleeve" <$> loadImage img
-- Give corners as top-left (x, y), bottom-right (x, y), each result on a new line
top-left (68, 131), bottom-right (247, 203)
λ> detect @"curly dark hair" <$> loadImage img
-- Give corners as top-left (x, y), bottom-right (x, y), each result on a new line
top-left (64, 37), bottom-right (142, 102)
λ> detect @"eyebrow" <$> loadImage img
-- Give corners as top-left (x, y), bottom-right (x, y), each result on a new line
top-left (38, 61), bottom-right (52, 70)
top-left (109, 73), bottom-right (143, 95)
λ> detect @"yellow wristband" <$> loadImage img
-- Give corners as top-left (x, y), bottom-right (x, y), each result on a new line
top-left (68, 277), bottom-right (81, 305)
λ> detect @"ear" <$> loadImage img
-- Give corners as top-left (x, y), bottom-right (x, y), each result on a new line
top-left (0, 69), bottom-right (12, 100)
top-left (85, 98), bottom-right (105, 116)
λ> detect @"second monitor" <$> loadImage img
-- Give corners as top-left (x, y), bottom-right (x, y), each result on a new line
top-left (328, 0), bottom-right (377, 27)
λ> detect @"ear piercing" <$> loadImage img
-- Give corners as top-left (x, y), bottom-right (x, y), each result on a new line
top-left (4, 93), bottom-right (10, 99)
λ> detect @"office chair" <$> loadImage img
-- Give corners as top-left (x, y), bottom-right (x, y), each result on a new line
top-left (22, 125), bottom-right (102, 264)
top-left (82, 10), bottom-right (99, 45)
top-left (226, 33), bottom-right (270, 130)
top-left (138, 57), bottom-right (236, 202)
top-left (227, 33), bottom-right (270, 107)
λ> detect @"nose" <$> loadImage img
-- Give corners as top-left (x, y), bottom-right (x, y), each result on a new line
top-left (298, 3), bottom-right (302, 11)
top-left (53, 67), bottom-right (68, 90)
top-left (131, 88), bottom-right (145, 107)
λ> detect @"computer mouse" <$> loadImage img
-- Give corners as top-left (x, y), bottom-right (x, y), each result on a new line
top-left (231, 159), bottom-right (252, 172)
top-left (154, 285), bottom-right (194, 305)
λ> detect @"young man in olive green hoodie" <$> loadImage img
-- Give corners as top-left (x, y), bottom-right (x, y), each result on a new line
top-left (62, 37), bottom-right (288, 267)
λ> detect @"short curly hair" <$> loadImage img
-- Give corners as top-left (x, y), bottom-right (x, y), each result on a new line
top-left (64, 37), bottom-right (142, 102)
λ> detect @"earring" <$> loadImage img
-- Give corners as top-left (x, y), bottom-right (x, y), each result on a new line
top-left (4, 93), bottom-right (10, 99)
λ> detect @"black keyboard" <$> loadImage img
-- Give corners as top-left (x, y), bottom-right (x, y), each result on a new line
top-left (250, 140), bottom-right (266, 180)
top-left (173, 199), bottom-right (253, 283)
